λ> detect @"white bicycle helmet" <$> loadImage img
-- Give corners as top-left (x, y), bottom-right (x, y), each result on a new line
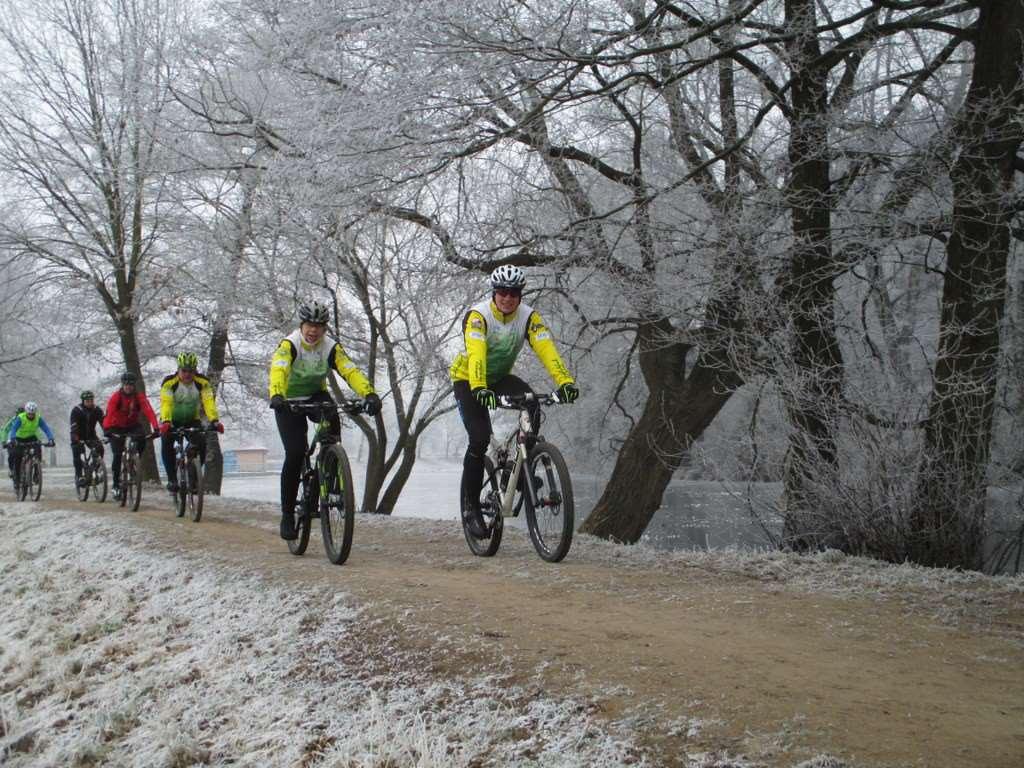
top-left (490, 265), bottom-right (526, 290)
top-left (298, 300), bottom-right (331, 325)
top-left (24, 401), bottom-right (38, 414)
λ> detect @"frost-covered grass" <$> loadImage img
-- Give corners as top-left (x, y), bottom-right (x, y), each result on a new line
top-left (0, 501), bottom-right (647, 767)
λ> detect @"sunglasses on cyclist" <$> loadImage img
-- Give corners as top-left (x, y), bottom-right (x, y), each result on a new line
top-left (494, 287), bottom-right (522, 298)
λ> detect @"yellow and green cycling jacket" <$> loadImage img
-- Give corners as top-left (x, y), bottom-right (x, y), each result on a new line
top-left (160, 372), bottom-right (219, 425)
top-left (449, 298), bottom-right (574, 390)
top-left (9, 411), bottom-right (55, 442)
top-left (269, 329), bottom-right (375, 400)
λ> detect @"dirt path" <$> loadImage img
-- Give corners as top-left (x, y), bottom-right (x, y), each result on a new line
top-left (12, 489), bottom-right (1024, 767)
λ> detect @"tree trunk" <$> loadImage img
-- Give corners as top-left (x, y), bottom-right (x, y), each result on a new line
top-left (910, 0), bottom-right (1024, 569)
top-left (114, 311), bottom-right (160, 481)
top-left (580, 319), bottom-right (741, 542)
top-left (376, 432), bottom-right (420, 515)
top-left (360, 424), bottom-right (386, 513)
top-left (778, 0), bottom-right (845, 550)
top-left (204, 312), bottom-right (229, 496)
top-left (204, 178), bottom-right (254, 495)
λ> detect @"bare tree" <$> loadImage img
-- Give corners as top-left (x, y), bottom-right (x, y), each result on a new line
top-left (909, 0), bottom-right (1024, 569)
top-left (0, 0), bottom-right (189, 477)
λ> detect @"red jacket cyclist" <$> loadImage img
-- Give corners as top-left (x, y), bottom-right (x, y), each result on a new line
top-left (103, 371), bottom-right (159, 497)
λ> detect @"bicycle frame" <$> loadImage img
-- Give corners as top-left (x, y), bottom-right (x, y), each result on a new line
top-left (487, 393), bottom-right (563, 517)
top-left (283, 396), bottom-right (365, 564)
top-left (171, 427), bottom-right (210, 464)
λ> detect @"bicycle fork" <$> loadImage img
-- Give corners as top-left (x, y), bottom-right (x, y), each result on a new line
top-left (499, 442), bottom-right (536, 516)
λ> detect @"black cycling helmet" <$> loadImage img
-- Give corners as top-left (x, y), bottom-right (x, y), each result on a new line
top-left (80, 390), bottom-right (94, 401)
top-left (121, 372), bottom-right (137, 385)
top-left (298, 301), bottom-right (330, 325)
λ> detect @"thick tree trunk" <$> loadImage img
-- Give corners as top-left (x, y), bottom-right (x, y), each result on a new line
top-left (580, 318), bottom-right (741, 543)
top-left (204, 317), bottom-right (229, 495)
top-left (115, 312), bottom-right (160, 481)
top-left (360, 424), bottom-right (386, 513)
top-left (778, 0), bottom-right (845, 550)
top-left (375, 433), bottom-right (420, 515)
top-left (910, 0), bottom-right (1024, 570)
top-left (204, 180), bottom-right (254, 495)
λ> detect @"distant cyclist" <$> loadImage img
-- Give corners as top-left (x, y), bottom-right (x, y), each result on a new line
top-left (158, 352), bottom-right (223, 492)
top-left (268, 300), bottom-right (381, 540)
top-left (103, 372), bottom-right (159, 498)
top-left (5, 402), bottom-right (56, 481)
top-left (70, 390), bottom-right (105, 488)
top-left (1, 411), bottom-right (16, 475)
top-left (450, 266), bottom-right (579, 538)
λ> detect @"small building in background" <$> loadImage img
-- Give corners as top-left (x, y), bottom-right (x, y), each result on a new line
top-left (223, 447), bottom-right (268, 473)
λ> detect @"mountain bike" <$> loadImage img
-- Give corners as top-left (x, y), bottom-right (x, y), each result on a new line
top-left (14, 439), bottom-right (52, 502)
top-left (114, 432), bottom-right (156, 512)
top-left (75, 439), bottom-right (108, 503)
top-left (284, 398), bottom-right (365, 565)
top-left (465, 392), bottom-right (574, 563)
top-left (168, 425), bottom-right (216, 522)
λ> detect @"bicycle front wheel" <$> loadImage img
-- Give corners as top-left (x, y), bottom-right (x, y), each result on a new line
top-left (463, 456), bottom-right (503, 557)
top-left (320, 445), bottom-right (355, 565)
top-left (523, 442), bottom-right (574, 563)
top-left (288, 475), bottom-right (314, 556)
top-left (126, 456), bottom-right (142, 512)
top-left (175, 461), bottom-right (187, 518)
top-left (118, 462), bottom-right (128, 508)
top-left (29, 459), bottom-right (42, 501)
top-left (187, 457), bottom-right (204, 523)
top-left (17, 456), bottom-right (30, 501)
top-left (76, 464), bottom-right (89, 502)
top-left (94, 461), bottom-right (108, 503)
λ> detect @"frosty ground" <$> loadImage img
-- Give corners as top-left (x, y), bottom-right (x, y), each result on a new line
top-left (1, 486), bottom-right (1022, 767)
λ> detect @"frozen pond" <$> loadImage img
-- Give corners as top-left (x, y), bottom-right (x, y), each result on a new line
top-left (220, 459), bottom-right (463, 521)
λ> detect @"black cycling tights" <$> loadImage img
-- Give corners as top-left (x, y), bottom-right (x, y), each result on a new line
top-left (274, 391), bottom-right (340, 516)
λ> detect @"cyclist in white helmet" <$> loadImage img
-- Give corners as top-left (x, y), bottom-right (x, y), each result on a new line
top-left (5, 401), bottom-right (56, 480)
top-left (268, 300), bottom-right (381, 540)
top-left (449, 266), bottom-right (579, 538)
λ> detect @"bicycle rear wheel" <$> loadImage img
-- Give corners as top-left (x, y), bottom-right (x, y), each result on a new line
top-left (523, 442), bottom-right (574, 563)
top-left (320, 445), bottom-right (355, 565)
top-left (288, 475), bottom-right (313, 556)
top-left (94, 461), bottom-right (108, 503)
top-left (187, 457), bottom-right (204, 523)
top-left (464, 456), bottom-right (503, 557)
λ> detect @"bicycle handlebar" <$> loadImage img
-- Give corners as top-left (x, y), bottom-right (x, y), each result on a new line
top-left (284, 398), bottom-right (367, 416)
top-left (495, 392), bottom-right (565, 409)
top-left (168, 425), bottom-right (219, 437)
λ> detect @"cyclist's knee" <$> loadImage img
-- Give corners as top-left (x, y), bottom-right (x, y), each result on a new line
top-left (466, 440), bottom-right (488, 462)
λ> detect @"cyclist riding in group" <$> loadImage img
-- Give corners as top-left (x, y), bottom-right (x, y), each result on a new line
top-left (1, 411), bottom-right (16, 473)
top-left (5, 402), bottom-right (56, 481)
top-left (103, 372), bottom-right (159, 499)
top-left (158, 352), bottom-right (224, 493)
top-left (450, 266), bottom-right (579, 538)
top-left (268, 300), bottom-right (381, 541)
top-left (70, 390), bottom-right (105, 488)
